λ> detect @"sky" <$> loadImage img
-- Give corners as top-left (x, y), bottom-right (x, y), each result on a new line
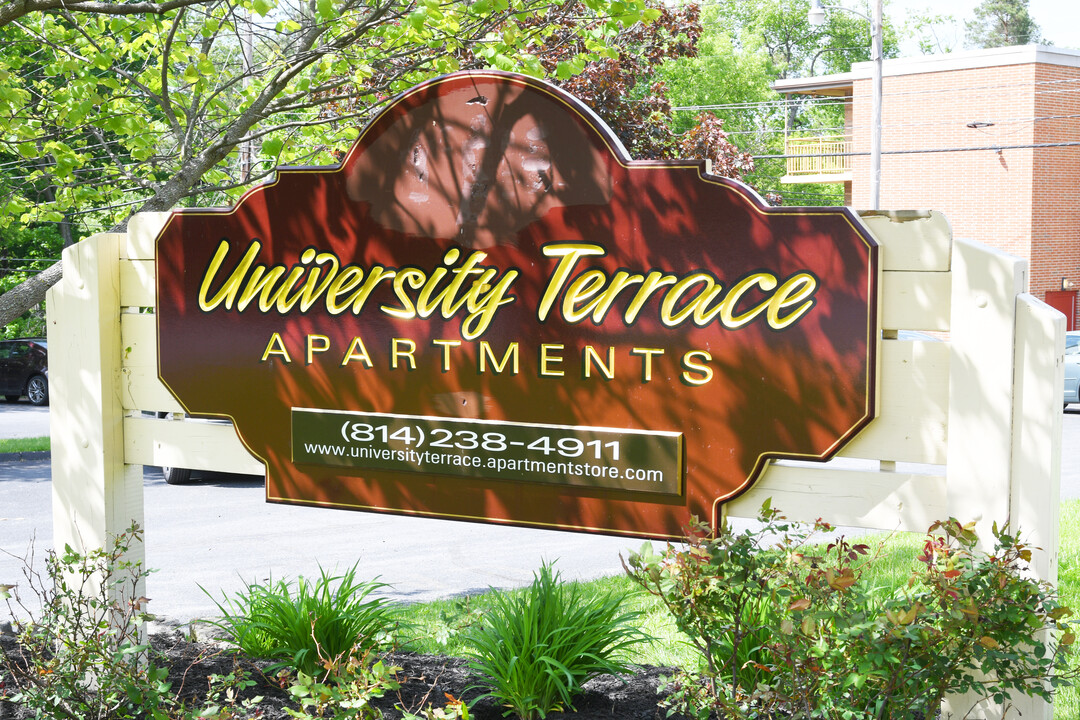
top-left (887, 0), bottom-right (1080, 54)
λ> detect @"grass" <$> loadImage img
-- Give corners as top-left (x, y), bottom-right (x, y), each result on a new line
top-left (1056, 500), bottom-right (1080, 719)
top-left (397, 532), bottom-right (931, 671)
top-left (0, 435), bottom-right (49, 453)
top-left (396, 503), bottom-right (1080, 716)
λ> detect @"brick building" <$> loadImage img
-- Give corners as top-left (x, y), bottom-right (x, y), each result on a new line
top-left (774, 45), bottom-right (1080, 328)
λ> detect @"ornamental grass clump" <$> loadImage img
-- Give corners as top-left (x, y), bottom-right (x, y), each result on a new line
top-left (208, 563), bottom-right (397, 678)
top-left (463, 561), bottom-right (648, 720)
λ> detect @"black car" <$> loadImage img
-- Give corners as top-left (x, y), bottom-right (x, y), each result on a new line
top-left (0, 338), bottom-right (49, 406)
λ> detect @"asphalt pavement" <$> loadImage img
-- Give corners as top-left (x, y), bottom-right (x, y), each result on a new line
top-left (3, 406), bottom-right (1080, 628)
top-left (0, 400), bottom-right (49, 439)
top-left (0, 407), bottom-right (641, 625)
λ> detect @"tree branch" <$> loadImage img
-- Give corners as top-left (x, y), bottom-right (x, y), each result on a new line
top-left (0, 0), bottom-right (216, 27)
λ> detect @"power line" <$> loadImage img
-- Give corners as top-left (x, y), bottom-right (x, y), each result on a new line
top-left (674, 77), bottom-right (1080, 114)
top-left (754, 140), bottom-right (1080, 160)
top-left (684, 109), bottom-right (1080, 138)
top-left (0, 257), bottom-right (62, 263)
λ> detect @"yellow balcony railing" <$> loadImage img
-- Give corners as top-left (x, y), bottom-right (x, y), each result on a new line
top-left (785, 135), bottom-right (852, 177)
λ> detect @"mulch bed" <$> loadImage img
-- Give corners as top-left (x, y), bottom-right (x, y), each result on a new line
top-left (2, 628), bottom-right (690, 719)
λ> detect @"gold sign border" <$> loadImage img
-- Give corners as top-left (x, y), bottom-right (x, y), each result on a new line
top-left (154, 70), bottom-right (880, 538)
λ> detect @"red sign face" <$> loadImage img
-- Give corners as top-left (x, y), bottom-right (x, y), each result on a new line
top-left (156, 70), bottom-right (878, 539)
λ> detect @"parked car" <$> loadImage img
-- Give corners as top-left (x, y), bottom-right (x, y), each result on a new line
top-left (1066, 331), bottom-right (1080, 408)
top-left (0, 338), bottom-right (49, 406)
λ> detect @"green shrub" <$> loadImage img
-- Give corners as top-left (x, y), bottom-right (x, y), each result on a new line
top-left (208, 564), bottom-right (397, 678)
top-left (463, 561), bottom-right (647, 720)
top-left (285, 652), bottom-right (401, 720)
top-left (772, 519), bottom-right (1077, 717)
top-left (0, 524), bottom-right (263, 720)
top-left (625, 501), bottom-right (1078, 720)
top-left (624, 504), bottom-right (795, 718)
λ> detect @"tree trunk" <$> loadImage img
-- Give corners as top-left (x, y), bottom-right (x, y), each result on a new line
top-left (0, 260), bottom-right (61, 328)
top-left (0, 141), bottom-right (236, 328)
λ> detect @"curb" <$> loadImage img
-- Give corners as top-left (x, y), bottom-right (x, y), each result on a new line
top-left (0, 450), bottom-right (51, 464)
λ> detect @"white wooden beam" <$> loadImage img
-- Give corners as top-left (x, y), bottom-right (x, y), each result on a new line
top-left (859, 210), bottom-right (952, 272)
top-left (728, 462), bottom-right (946, 532)
top-left (946, 237), bottom-right (1027, 531)
top-left (119, 313), bottom-right (183, 413)
top-left (1003, 295), bottom-right (1064, 720)
top-left (124, 414), bottom-right (264, 475)
top-left (943, 237), bottom-right (1029, 720)
top-left (124, 212), bottom-right (171, 261)
top-left (840, 338), bottom-right (948, 465)
top-left (881, 270), bottom-right (950, 331)
top-left (46, 233), bottom-right (145, 602)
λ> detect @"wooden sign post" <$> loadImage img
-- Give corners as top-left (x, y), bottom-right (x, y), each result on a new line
top-left (46, 72), bottom-right (1063, 720)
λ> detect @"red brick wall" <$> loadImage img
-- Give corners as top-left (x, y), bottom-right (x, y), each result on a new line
top-left (1030, 63), bottom-right (1080, 319)
top-left (847, 57), bottom-right (1080, 326)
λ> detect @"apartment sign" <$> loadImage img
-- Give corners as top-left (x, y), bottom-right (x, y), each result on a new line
top-left (155, 71), bottom-right (879, 539)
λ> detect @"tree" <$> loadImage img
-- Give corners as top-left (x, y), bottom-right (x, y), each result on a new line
top-left (657, 0), bottom-right (902, 142)
top-left (0, 0), bottom-right (660, 328)
top-left (0, 223), bottom-right (61, 337)
top-left (545, 2), bottom-right (704, 161)
top-left (903, 11), bottom-right (959, 56)
top-left (532, 0), bottom-right (754, 180)
top-left (965, 0), bottom-right (1042, 48)
top-left (650, 0), bottom-right (899, 205)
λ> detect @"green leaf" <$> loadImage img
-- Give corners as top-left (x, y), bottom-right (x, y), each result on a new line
top-left (316, 0), bottom-right (333, 21)
top-left (261, 137), bottom-right (284, 157)
top-left (520, 54), bottom-right (544, 78)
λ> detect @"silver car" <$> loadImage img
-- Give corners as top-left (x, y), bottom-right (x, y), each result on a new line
top-left (1065, 331), bottom-right (1080, 408)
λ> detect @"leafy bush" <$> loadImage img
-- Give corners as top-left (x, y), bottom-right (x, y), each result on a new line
top-left (623, 504), bottom-right (796, 718)
top-left (0, 524), bottom-right (262, 720)
top-left (208, 564), bottom-right (397, 677)
top-left (625, 502), bottom-right (1078, 720)
top-left (772, 519), bottom-right (1077, 717)
top-left (463, 561), bottom-right (647, 720)
top-left (401, 693), bottom-right (471, 720)
top-left (0, 524), bottom-right (176, 719)
top-left (286, 652), bottom-right (401, 719)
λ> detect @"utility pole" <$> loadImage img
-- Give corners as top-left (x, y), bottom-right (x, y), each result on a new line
top-left (239, 14), bottom-right (254, 182)
top-left (809, 0), bottom-right (883, 209)
top-left (869, 0), bottom-right (882, 210)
